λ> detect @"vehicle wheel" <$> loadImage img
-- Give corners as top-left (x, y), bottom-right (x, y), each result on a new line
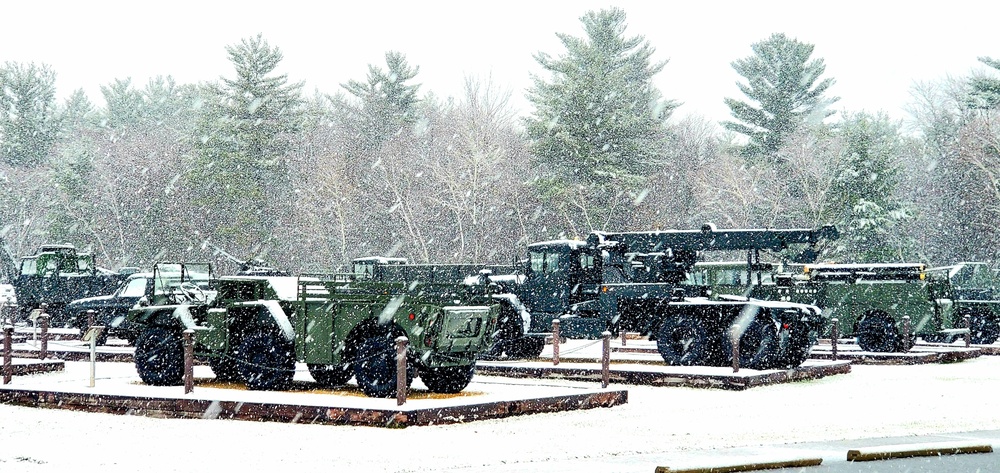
top-left (732, 316), bottom-right (779, 370)
top-left (505, 336), bottom-right (545, 359)
top-left (235, 332), bottom-right (295, 391)
top-left (122, 330), bottom-right (139, 346)
top-left (209, 353), bottom-right (242, 382)
top-left (656, 314), bottom-right (708, 366)
top-left (479, 340), bottom-right (505, 360)
top-left (308, 363), bottom-right (353, 387)
top-left (353, 334), bottom-right (414, 398)
top-left (776, 321), bottom-right (817, 369)
top-left (964, 308), bottom-right (1000, 345)
top-left (419, 364), bottom-right (475, 393)
top-left (134, 327), bottom-right (184, 386)
top-left (857, 313), bottom-right (901, 352)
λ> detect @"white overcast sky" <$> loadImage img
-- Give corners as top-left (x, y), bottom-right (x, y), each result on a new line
top-left (4, 1), bottom-right (998, 124)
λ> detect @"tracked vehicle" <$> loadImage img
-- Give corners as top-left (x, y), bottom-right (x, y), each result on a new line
top-left (126, 264), bottom-right (499, 397)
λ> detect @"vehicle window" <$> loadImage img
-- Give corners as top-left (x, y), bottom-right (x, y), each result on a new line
top-left (952, 264), bottom-right (992, 288)
top-left (529, 251), bottom-right (564, 274)
top-left (354, 262), bottom-right (374, 279)
top-left (77, 256), bottom-right (92, 272)
top-left (530, 252), bottom-right (545, 273)
top-left (120, 278), bottom-right (148, 298)
top-left (20, 258), bottom-right (37, 276)
top-left (546, 252), bottom-right (564, 273)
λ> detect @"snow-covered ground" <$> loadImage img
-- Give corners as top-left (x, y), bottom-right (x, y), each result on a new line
top-left (2, 351), bottom-right (1000, 472)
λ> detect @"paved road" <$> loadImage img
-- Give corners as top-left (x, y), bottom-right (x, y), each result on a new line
top-left (450, 430), bottom-right (1000, 472)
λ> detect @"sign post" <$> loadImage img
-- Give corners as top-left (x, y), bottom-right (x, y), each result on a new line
top-left (82, 326), bottom-right (105, 387)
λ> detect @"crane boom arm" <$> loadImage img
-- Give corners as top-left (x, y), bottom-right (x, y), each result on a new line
top-left (586, 224), bottom-right (839, 254)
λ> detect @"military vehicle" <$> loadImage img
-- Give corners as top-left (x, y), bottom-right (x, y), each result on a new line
top-left (126, 263), bottom-right (500, 397)
top-left (357, 224), bottom-right (837, 369)
top-left (11, 244), bottom-right (127, 324)
top-left (757, 262), bottom-right (966, 352)
top-left (926, 262), bottom-right (1000, 344)
top-left (64, 266), bottom-right (212, 345)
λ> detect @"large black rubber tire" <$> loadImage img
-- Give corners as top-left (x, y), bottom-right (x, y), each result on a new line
top-left (505, 336), bottom-right (545, 359)
top-left (308, 363), bottom-right (353, 387)
top-left (134, 327), bottom-right (184, 386)
top-left (419, 364), bottom-right (475, 393)
top-left (353, 335), bottom-right (414, 398)
top-left (482, 302), bottom-right (524, 359)
top-left (208, 353), bottom-right (242, 382)
top-left (964, 308), bottom-right (1000, 345)
top-left (777, 322), bottom-right (817, 369)
top-left (656, 315), bottom-right (709, 366)
top-left (235, 333), bottom-right (295, 391)
top-left (857, 314), bottom-right (901, 352)
top-left (733, 316), bottom-right (779, 370)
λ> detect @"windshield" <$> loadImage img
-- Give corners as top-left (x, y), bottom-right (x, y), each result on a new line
top-left (119, 277), bottom-right (149, 298)
top-left (950, 263), bottom-right (995, 288)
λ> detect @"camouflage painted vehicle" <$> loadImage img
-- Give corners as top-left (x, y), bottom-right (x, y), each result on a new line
top-left (927, 262), bottom-right (1000, 344)
top-left (126, 263), bottom-right (500, 397)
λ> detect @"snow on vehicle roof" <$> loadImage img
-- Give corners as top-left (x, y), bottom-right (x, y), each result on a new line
top-left (218, 275), bottom-right (322, 300)
top-left (527, 239), bottom-right (589, 249)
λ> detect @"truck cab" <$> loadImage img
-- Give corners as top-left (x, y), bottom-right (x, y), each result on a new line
top-left (521, 240), bottom-right (597, 315)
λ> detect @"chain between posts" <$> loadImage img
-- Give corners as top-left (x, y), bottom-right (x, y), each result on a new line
top-left (551, 319), bottom-right (560, 366)
top-left (396, 336), bottom-right (408, 406)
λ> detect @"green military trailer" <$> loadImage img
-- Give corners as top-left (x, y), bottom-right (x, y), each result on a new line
top-left (127, 263), bottom-right (500, 397)
top-left (686, 261), bottom-right (970, 352)
top-left (760, 263), bottom-right (959, 352)
top-left (926, 262), bottom-right (1000, 344)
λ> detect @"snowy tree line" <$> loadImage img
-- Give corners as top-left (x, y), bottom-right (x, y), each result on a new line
top-left (0, 8), bottom-right (998, 273)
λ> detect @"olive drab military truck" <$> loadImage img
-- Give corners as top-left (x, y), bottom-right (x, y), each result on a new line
top-left (126, 263), bottom-right (500, 397)
top-left (497, 225), bottom-right (836, 369)
top-left (927, 262), bottom-right (1000, 344)
top-left (11, 244), bottom-right (128, 325)
top-left (758, 263), bottom-right (964, 352)
top-left (355, 224), bottom-right (838, 370)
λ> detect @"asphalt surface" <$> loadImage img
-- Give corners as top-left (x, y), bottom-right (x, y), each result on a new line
top-left (445, 430), bottom-right (1000, 472)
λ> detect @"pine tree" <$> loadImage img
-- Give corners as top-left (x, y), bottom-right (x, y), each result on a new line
top-left (524, 7), bottom-right (676, 232)
top-left (187, 34), bottom-right (304, 253)
top-left (340, 51), bottom-right (421, 156)
top-left (0, 62), bottom-right (60, 167)
top-left (824, 112), bottom-right (912, 262)
top-left (723, 33), bottom-right (838, 163)
top-left (967, 56), bottom-right (1000, 109)
top-left (61, 88), bottom-right (97, 134)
